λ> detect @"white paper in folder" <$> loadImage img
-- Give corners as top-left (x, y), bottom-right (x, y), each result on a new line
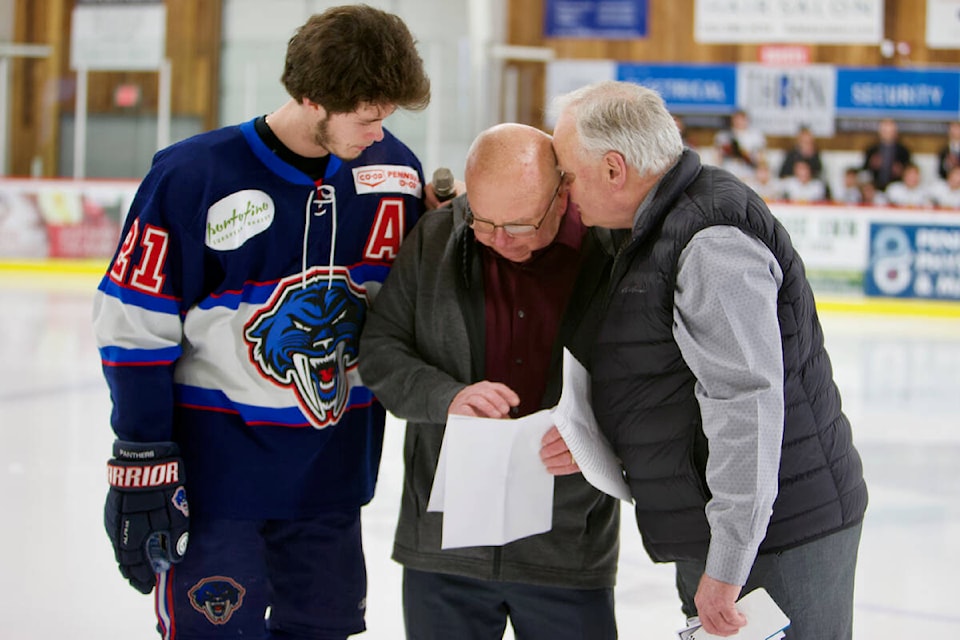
top-left (677, 588), bottom-right (790, 640)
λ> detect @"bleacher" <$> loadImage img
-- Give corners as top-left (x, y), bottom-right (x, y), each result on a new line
top-left (697, 147), bottom-right (943, 200)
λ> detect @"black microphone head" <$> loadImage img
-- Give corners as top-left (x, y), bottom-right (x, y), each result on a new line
top-left (432, 167), bottom-right (456, 201)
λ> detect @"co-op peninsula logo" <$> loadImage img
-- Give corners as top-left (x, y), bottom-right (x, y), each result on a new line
top-left (205, 189), bottom-right (275, 251)
top-left (352, 164), bottom-right (422, 197)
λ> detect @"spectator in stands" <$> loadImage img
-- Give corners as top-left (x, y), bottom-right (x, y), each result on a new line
top-left (861, 117), bottom-right (911, 191)
top-left (778, 126), bottom-right (823, 180)
top-left (937, 121), bottom-right (960, 180)
top-left (781, 159), bottom-right (828, 203)
top-left (744, 159), bottom-right (782, 202)
top-left (930, 165), bottom-right (960, 209)
top-left (885, 162), bottom-right (932, 208)
top-left (714, 108), bottom-right (766, 180)
top-left (835, 167), bottom-right (864, 204)
top-left (859, 179), bottom-right (889, 207)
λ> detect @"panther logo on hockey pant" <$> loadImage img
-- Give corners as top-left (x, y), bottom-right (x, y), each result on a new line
top-left (188, 576), bottom-right (245, 625)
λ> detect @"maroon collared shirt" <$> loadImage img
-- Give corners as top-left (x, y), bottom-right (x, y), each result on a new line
top-left (480, 203), bottom-right (586, 418)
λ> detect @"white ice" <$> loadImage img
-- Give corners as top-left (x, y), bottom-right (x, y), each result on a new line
top-left (0, 271), bottom-right (957, 638)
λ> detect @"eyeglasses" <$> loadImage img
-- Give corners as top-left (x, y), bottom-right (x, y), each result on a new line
top-left (466, 172), bottom-right (565, 237)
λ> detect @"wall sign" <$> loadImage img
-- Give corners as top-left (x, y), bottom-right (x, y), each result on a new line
top-left (70, 2), bottom-right (166, 70)
top-left (545, 0), bottom-right (648, 39)
top-left (694, 0), bottom-right (884, 44)
top-left (836, 68), bottom-right (960, 120)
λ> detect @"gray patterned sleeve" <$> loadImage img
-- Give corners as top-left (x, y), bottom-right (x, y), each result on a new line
top-left (673, 225), bottom-right (785, 586)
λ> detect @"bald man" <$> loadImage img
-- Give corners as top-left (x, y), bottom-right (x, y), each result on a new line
top-left (359, 123), bottom-right (620, 640)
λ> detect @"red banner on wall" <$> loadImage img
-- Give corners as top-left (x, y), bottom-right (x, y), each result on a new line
top-left (0, 178), bottom-right (138, 259)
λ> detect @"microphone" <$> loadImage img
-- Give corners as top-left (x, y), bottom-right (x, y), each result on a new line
top-left (432, 167), bottom-right (457, 202)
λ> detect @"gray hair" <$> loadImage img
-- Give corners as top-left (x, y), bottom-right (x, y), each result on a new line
top-left (549, 80), bottom-right (683, 177)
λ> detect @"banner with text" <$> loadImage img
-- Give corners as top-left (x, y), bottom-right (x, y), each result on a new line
top-left (0, 179), bottom-right (133, 259)
top-left (544, 0), bottom-right (648, 39)
top-left (926, 0), bottom-right (960, 49)
top-left (865, 222), bottom-right (960, 300)
top-left (545, 61), bottom-right (960, 130)
top-left (694, 0), bottom-right (884, 44)
top-left (736, 64), bottom-right (837, 136)
top-left (835, 68), bottom-right (960, 120)
top-left (70, 2), bottom-right (166, 70)
top-left (616, 63), bottom-right (737, 114)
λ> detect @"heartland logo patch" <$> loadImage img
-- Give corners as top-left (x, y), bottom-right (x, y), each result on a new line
top-left (352, 164), bottom-right (422, 198)
top-left (205, 189), bottom-right (275, 251)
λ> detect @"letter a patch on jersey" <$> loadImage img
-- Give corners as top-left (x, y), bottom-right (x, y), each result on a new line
top-left (363, 198), bottom-right (405, 261)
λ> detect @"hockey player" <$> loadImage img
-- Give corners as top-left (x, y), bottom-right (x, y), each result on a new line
top-left (93, 6), bottom-right (430, 639)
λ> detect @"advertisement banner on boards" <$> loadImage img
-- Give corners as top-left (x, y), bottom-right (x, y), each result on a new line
top-left (865, 222), bottom-right (960, 300)
top-left (769, 204), bottom-right (869, 273)
top-left (0, 179), bottom-right (133, 259)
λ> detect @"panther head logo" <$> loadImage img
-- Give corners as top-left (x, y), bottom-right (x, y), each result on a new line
top-left (245, 268), bottom-right (366, 428)
top-left (172, 486), bottom-right (189, 517)
top-left (188, 576), bottom-right (245, 625)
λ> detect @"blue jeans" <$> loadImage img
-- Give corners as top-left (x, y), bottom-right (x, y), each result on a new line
top-left (674, 522), bottom-right (863, 640)
top-left (403, 568), bottom-right (617, 640)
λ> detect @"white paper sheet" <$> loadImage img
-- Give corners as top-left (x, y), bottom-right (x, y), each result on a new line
top-left (551, 348), bottom-right (633, 501)
top-left (427, 347), bottom-right (632, 549)
top-left (427, 411), bottom-right (555, 549)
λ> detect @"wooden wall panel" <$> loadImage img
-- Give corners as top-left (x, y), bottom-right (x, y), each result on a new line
top-left (10, 0), bottom-right (221, 177)
top-left (67, 1), bottom-right (221, 124)
top-left (11, 0), bottom-right (66, 177)
top-left (506, 0), bottom-right (960, 154)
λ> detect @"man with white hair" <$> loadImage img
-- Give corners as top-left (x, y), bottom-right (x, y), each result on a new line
top-left (550, 80), bottom-right (868, 639)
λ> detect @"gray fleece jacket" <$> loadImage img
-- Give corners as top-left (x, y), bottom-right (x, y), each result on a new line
top-left (358, 194), bottom-right (620, 588)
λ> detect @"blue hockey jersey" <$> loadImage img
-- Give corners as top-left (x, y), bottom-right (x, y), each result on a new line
top-left (93, 118), bottom-right (424, 519)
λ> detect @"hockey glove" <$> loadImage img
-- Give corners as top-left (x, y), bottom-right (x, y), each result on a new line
top-left (105, 440), bottom-right (190, 594)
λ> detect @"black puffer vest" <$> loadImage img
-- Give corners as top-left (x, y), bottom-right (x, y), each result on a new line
top-left (592, 150), bottom-right (868, 563)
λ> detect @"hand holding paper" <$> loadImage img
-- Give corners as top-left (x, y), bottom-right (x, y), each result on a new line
top-left (427, 411), bottom-right (555, 549)
top-left (676, 588), bottom-right (790, 640)
top-left (550, 349), bottom-right (632, 501)
top-left (539, 426), bottom-right (581, 476)
top-left (427, 347), bottom-right (632, 549)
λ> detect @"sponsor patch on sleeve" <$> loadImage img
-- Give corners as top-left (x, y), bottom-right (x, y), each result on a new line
top-left (352, 165), bottom-right (422, 198)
